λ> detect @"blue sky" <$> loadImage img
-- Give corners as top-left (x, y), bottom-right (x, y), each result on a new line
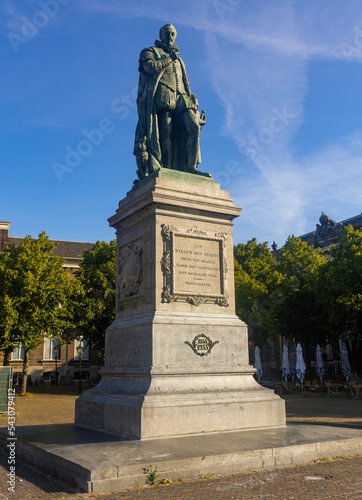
top-left (2, 0), bottom-right (362, 248)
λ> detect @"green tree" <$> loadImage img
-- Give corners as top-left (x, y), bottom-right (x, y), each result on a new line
top-left (276, 236), bottom-right (326, 346)
top-left (234, 236), bottom-right (327, 348)
top-left (322, 225), bottom-right (362, 336)
top-left (70, 240), bottom-right (116, 351)
top-left (234, 229), bottom-right (362, 362)
top-left (234, 239), bottom-right (283, 344)
top-left (0, 232), bottom-right (74, 392)
top-left (0, 295), bottom-right (18, 365)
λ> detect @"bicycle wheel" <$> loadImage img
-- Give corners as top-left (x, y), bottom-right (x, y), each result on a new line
top-left (38, 379), bottom-right (45, 389)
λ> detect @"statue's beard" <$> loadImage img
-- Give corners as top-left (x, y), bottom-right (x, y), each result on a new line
top-left (155, 39), bottom-right (179, 53)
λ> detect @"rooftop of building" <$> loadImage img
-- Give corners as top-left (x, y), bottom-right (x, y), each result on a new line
top-left (0, 221), bottom-right (95, 262)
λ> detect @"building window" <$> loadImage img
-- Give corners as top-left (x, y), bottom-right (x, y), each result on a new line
top-left (74, 338), bottom-right (89, 360)
top-left (43, 338), bottom-right (60, 360)
top-left (12, 344), bottom-right (25, 360)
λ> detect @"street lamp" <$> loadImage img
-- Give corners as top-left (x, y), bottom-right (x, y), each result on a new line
top-left (76, 344), bottom-right (83, 394)
top-left (53, 344), bottom-right (59, 387)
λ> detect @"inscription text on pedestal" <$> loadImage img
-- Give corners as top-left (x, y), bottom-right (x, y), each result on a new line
top-left (173, 234), bottom-right (221, 295)
top-left (161, 225), bottom-right (229, 306)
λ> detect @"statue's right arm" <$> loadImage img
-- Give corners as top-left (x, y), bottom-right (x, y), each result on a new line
top-left (142, 49), bottom-right (177, 74)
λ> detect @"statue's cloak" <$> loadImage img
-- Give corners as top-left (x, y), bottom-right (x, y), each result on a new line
top-left (133, 46), bottom-right (191, 178)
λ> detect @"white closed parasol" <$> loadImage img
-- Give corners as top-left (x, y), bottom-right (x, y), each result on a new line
top-left (254, 346), bottom-right (263, 382)
top-left (295, 343), bottom-right (306, 383)
top-left (341, 342), bottom-right (352, 381)
top-left (316, 344), bottom-right (325, 381)
top-left (282, 344), bottom-right (291, 381)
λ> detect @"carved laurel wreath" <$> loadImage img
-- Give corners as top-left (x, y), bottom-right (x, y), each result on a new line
top-left (184, 334), bottom-right (220, 357)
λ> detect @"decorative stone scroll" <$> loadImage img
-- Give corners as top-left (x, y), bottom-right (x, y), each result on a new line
top-left (161, 224), bottom-right (229, 306)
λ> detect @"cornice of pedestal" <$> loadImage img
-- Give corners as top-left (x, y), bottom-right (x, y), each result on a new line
top-left (109, 168), bottom-right (242, 228)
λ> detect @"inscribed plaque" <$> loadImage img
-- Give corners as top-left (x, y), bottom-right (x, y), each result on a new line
top-left (172, 233), bottom-right (222, 295)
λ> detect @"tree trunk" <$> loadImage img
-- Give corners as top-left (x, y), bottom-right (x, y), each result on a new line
top-left (21, 350), bottom-right (29, 394)
top-left (3, 346), bottom-right (12, 366)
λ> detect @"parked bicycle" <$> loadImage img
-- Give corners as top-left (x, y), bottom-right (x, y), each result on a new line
top-left (33, 377), bottom-right (45, 389)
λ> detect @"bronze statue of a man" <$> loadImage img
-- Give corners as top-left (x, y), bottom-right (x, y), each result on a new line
top-left (134, 24), bottom-right (205, 179)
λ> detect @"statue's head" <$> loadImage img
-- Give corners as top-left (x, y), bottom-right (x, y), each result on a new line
top-left (159, 24), bottom-right (177, 46)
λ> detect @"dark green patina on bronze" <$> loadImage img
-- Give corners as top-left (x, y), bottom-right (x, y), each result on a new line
top-left (134, 24), bottom-right (209, 180)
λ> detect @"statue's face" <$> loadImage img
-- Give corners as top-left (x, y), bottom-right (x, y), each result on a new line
top-left (160, 25), bottom-right (177, 46)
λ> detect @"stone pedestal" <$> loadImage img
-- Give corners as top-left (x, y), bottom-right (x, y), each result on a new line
top-left (75, 169), bottom-right (285, 439)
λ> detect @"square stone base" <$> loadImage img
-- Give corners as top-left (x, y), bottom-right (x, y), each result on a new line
top-left (75, 388), bottom-right (285, 439)
top-left (75, 312), bottom-right (285, 439)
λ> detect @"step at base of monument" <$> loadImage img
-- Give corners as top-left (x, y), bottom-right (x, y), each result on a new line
top-left (1, 423), bottom-right (362, 493)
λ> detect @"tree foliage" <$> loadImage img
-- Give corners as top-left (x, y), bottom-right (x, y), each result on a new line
top-left (70, 240), bottom-right (116, 350)
top-left (234, 236), bottom-right (327, 346)
top-left (276, 236), bottom-right (326, 345)
top-left (0, 232), bottom-right (74, 392)
top-left (234, 228), bottom-right (362, 348)
top-left (234, 239), bottom-right (282, 344)
top-left (322, 226), bottom-right (362, 336)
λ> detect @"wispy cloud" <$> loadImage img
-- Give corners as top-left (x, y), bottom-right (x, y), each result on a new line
top-left (77, 1), bottom-right (362, 244)
top-left (78, 1), bottom-right (362, 60)
top-left (0, 1), bottom-right (31, 32)
top-left (233, 131), bottom-right (362, 245)
top-left (195, 1), bottom-right (362, 243)
top-left (0, 0), bottom-right (72, 33)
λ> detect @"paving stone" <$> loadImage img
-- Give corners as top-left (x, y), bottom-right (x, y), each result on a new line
top-left (1, 449), bottom-right (362, 499)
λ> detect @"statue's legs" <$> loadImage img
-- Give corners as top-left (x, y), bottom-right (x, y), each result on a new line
top-left (177, 110), bottom-right (200, 172)
top-left (158, 108), bottom-right (200, 172)
top-left (158, 111), bottom-right (173, 169)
